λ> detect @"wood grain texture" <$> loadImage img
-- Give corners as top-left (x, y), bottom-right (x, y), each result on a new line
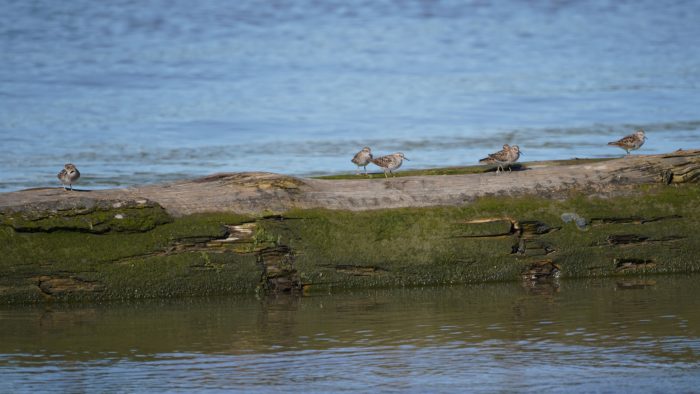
top-left (1, 150), bottom-right (698, 216)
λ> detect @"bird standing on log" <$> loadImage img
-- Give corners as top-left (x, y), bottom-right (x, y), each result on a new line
top-left (608, 129), bottom-right (647, 155)
top-left (351, 147), bottom-right (373, 175)
top-left (480, 144), bottom-right (521, 174)
top-left (371, 152), bottom-right (409, 178)
top-left (57, 163), bottom-right (80, 191)
top-left (507, 145), bottom-right (521, 168)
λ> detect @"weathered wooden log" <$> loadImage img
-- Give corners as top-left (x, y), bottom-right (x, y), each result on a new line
top-left (1, 150), bottom-right (699, 303)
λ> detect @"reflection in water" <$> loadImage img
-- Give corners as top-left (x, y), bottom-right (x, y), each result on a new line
top-left (1, 275), bottom-right (699, 391)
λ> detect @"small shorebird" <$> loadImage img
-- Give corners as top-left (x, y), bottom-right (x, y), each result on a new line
top-left (371, 152), bottom-right (409, 178)
top-left (608, 129), bottom-right (647, 155)
top-left (479, 144), bottom-right (521, 174)
top-left (508, 145), bottom-right (521, 167)
top-left (351, 146), bottom-right (373, 175)
top-left (57, 163), bottom-right (80, 190)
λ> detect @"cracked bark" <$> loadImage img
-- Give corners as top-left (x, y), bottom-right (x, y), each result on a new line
top-left (1, 150), bottom-right (698, 216)
top-left (1, 150), bottom-right (699, 302)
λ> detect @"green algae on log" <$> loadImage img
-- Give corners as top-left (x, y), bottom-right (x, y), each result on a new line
top-left (0, 213), bottom-right (260, 303)
top-left (1, 150), bottom-right (699, 303)
top-left (0, 198), bottom-right (172, 233)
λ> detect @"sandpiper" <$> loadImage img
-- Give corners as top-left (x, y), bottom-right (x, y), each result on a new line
top-left (351, 146), bottom-right (373, 175)
top-left (371, 152), bottom-right (409, 178)
top-left (57, 163), bottom-right (80, 191)
top-left (479, 144), bottom-right (521, 174)
top-left (507, 145), bottom-right (521, 168)
top-left (608, 129), bottom-right (647, 155)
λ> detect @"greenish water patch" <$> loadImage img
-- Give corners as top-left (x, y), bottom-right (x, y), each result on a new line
top-left (1, 275), bottom-right (699, 392)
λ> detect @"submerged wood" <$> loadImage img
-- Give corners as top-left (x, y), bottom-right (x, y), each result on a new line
top-left (1, 150), bottom-right (699, 303)
top-left (2, 150), bottom-right (699, 216)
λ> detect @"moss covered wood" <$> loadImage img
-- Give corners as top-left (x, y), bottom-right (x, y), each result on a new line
top-left (1, 150), bottom-right (699, 303)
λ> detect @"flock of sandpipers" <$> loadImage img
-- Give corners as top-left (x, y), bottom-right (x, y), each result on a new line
top-left (352, 128), bottom-right (647, 178)
top-left (56, 129), bottom-right (647, 190)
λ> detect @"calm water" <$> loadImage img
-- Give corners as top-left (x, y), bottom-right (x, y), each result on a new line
top-left (1, 0), bottom-right (700, 192)
top-left (1, 276), bottom-right (699, 392)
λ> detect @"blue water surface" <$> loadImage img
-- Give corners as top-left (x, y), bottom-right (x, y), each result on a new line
top-left (1, 0), bottom-right (699, 191)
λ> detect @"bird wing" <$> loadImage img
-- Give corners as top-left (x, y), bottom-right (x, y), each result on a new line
top-left (608, 134), bottom-right (637, 146)
top-left (371, 155), bottom-right (392, 167)
top-left (483, 149), bottom-right (509, 163)
top-left (351, 151), bottom-right (363, 164)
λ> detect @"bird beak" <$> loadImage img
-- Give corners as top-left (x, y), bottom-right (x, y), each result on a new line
top-left (404, 157), bottom-right (410, 161)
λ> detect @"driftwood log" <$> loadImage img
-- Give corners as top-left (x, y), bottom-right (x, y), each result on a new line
top-left (1, 150), bottom-right (699, 303)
